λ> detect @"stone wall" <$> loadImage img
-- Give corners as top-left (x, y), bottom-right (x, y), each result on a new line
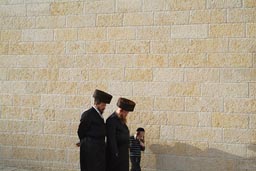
top-left (0, 0), bottom-right (255, 171)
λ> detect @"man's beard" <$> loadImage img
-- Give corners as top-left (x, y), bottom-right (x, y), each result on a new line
top-left (97, 108), bottom-right (104, 114)
top-left (118, 114), bottom-right (127, 124)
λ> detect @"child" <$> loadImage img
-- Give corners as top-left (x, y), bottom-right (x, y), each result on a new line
top-left (129, 128), bottom-right (145, 171)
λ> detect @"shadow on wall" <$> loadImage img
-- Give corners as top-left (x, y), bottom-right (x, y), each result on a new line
top-left (149, 143), bottom-right (256, 171)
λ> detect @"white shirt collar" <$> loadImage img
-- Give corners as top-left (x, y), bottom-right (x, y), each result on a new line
top-left (93, 106), bottom-right (104, 119)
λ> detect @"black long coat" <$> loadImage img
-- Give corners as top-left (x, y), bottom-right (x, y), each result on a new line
top-left (106, 112), bottom-right (130, 171)
top-left (77, 107), bottom-right (106, 171)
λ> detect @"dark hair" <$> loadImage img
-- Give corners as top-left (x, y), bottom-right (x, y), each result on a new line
top-left (136, 127), bottom-right (145, 132)
top-left (94, 98), bottom-right (101, 105)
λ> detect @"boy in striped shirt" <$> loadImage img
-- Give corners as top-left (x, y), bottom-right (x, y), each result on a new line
top-left (129, 128), bottom-right (145, 171)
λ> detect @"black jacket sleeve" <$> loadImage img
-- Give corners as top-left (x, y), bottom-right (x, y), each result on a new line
top-left (77, 111), bottom-right (92, 140)
top-left (106, 118), bottom-right (119, 157)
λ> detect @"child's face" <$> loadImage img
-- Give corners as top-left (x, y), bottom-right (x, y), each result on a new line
top-left (137, 131), bottom-right (145, 140)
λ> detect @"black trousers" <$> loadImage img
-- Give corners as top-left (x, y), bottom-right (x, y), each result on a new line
top-left (130, 156), bottom-right (141, 171)
top-left (80, 138), bottom-right (105, 171)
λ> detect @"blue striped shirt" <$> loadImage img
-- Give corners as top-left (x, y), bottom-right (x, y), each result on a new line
top-left (129, 136), bottom-right (145, 157)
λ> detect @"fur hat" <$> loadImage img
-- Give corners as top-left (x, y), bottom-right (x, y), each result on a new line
top-left (93, 89), bottom-right (112, 104)
top-left (117, 97), bottom-right (136, 112)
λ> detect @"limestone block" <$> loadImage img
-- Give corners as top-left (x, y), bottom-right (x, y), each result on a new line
top-left (41, 95), bottom-right (65, 108)
top-left (167, 112), bottom-right (199, 126)
top-left (116, 41), bottom-right (150, 53)
top-left (34, 69), bottom-right (59, 81)
top-left (67, 150), bottom-right (79, 163)
top-left (133, 54), bottom-right (168, 67)
top-left (169, 83), bottom-right (201, 96)
top-left (55, 109), bottom-right (80, 122)
top-left (0, 94), bottom-right (12, 106)
top-left (36, 16), bottom-right (65, 29)
top-left (189, 39), bottom-right (228, 53)
top-left (50, 2), bottom-right (83, 15)
top-left (171, 25), bottom-right (208, 38)
top-left (153, 68), bottom-right (184, 82)
top-left (139, 111), bottom-right (167, 125)
top-left (133, 82), bottom-right (169, 96)
top-left (89, 68), bottom-right (123, 81)
top-left (209, 24), bottom-right (245, 38)
top-left (228, 8), bottom-right (256, 22)
top-left (33, 42), bottom-right (65, 55)
top-left (54, 29), bottom-right (77, 41)
top-left (97, 13), bottom-right (123, 27)
top-left (185, 68), bottom-right (219, 82)
top-left (23, 29), bottom-right (53, 41)
top-left (59, 68), bottom-right (87, 81)
top-left (116, 0), bottom-right (142, 12)
top-left (47, 82), bottom-right (77, 95)
top-left (44, 121), bottom-right (70, 135)
top-left (65, 96), bottom-right (88, 108)
top-left (131, 96), bottom-right (154, 111)
top-left (250, 115), bottom-right (256, 129)
top-left (48, 55), bottom-right (75, 68)
top-left (78, 28), bottom-right (106, 40)
top-left (224, 129), bottom-right (256, 143)
top-left (39, 149), bottom-right (66, 162)
top-left (125, 68), bottom-right (152, 81)
top-left (0, 68), bottom-right (7, 80)
top-left (207, 0), bottom-right (242, 8)
top-left (8, 68), bottom-right (34, 81)
top-left (151, 40), bottom-right (190, 53)
top-left (167, 0), bottom-right (206, 10)
top-left (154, 11), bottom-right (189, 25)
top-left (101, 54), bottom-right (134, 68)
top-left (0, 133), bottom-right (13, 146)
top-left (137, 26), bottom-right (170, 40)
top-left (160, 125), bottom-right (174, 140)
top-left (9, 42), bottom-right (33, 55)
top-left (220, 69), bottom-right (256, 82)
top-left (247, 23), bottom-right (256, 38)
top-left (143, 0), bottom-right (166, 11)
top-left (108, 27), bottom-right (136, 40)
top-left (209, 143), bottom-right (247, 158)
top-left (186, 97), bottom-right (223, 112)
top-left (169, 53), bottom-right (208, 67)
top-left (199, 112), bottom-right (212, 127)
top-left (0, 43), bottom-right (9, 54)
top-left (67, 15), bottom-right (95, 27)
top-left (212, 113), bottom-right (249, 128)
top-left (12, 147), bottom-right (40, 160)
top-left (84, 0), bottom-right (114, 13)
top-left (175, 127), bottom-right (223, 142)
top-left (124, 13), bottom-right (153, 26)
top-left (249, 83), bottom-right (256, 97)
top-left (86, 41), bottom-right (115, 53)
top-left (26, 121), bottom-right (43, 134)
top-left (154, 97), bottom-right (184, 111)
top-left (77, 82), bottom-right (107, 95)
top-left (0, 4), bottom-right (26, 17)
top-left (244, 0), bottom-right (256, 7)
top-left (190, 9), bottom-right (226, 24)
top-left (224, 98), bottom-right (256, 113)
top-left (107, 82), bottom-right (133, 96)
top-left (1, 30), bottom-right (21, 41)
top-left (66, 41), bottom-right (85, 54)
top-left (202, 83), bottom-right (249, 97)
top-left (208, 53), bottom-right (253, 67)
top-left (27, 3), bottom-right (50, 16)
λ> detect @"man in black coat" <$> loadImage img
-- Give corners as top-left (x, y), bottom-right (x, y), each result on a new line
top-left (77, 89), bottom-right (112, 171)
top-left (106, 97), bottom-right (136, 171)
